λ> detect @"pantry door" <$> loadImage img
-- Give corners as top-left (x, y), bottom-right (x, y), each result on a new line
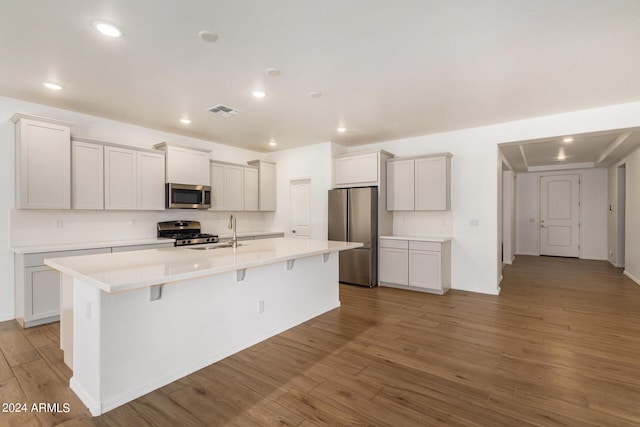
top-left (539, 174), bottom-right (580, 257)
top-left (289, 179), bottom-right (311, 238)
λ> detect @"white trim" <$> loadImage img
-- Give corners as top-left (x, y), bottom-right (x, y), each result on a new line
top-left (70, 377), bottom-right (101, 417)
top-left (528, 162), bottom-right (594, 172)
top-left (516, 251), bottom-right (539, 256)
top-left (624, 270), bottom-right (640, 286)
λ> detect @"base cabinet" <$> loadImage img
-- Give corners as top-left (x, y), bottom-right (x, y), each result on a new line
top-left (14, 242), bottom-right (174, 328)
top-left (379, 238), bottom-right (451, 294)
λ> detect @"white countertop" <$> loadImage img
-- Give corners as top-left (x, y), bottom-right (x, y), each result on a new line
top-left (45, 238), bottom-right (362, 293)
top-left (11, 231), bottom-right (286, 254)
top-left (11, 238), bottom-right (176, 254)
top-left (380, 235), bottom-right (452, 242)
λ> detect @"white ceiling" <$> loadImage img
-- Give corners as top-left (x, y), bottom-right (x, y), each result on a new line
top-left (500, 129), bottom-right (640, 173)
top-left (2, 1), bottom-right (640, 152)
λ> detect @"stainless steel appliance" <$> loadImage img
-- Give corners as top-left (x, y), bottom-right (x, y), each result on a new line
top-left (166, 183), bottom-right (211, 209)
top-left (328, 187), bottom-right (378, 287)
top-left (157, 220), bottom-right (219, 246)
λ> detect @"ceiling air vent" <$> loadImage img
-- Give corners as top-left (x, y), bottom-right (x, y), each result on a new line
top-left (208, 104), bottom-right (240, 117)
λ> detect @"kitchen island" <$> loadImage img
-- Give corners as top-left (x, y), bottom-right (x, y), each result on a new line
top-left (45, 238), bottom-right (361, 416)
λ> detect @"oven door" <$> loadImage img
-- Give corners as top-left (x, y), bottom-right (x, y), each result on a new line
top-left (166, 183), bottom-right (212, 209)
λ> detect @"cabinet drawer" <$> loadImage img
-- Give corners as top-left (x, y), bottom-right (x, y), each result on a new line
top-left (24, 247), bottom-right (111, 267)
top-left (380, 239), bottom-right (408, 249)
top-left (409, 241), bottom-right (442, 252)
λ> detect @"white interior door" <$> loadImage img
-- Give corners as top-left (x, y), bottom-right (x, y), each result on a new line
top-left (539, 174), bottom-right (580, 257)
top-left (290, 179), bottom-right (311, 238)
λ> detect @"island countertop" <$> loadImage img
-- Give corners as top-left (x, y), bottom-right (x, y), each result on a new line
top-left (45, 238), bottom-right (362, 293)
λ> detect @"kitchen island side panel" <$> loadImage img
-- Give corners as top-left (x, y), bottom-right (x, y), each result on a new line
top-left (70, 253), bottom-right (339, 416)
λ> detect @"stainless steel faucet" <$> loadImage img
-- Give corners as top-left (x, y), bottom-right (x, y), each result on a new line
top-left (228, 214), bottom-right (238, 248)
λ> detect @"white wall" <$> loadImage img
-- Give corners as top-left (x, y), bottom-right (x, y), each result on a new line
top-left (515, 168), bottom-right (608, 260)
top-left (263, 142), bottom-right (334, 240)
top-left (502, 170), bottom-right (515, 264)
top-left (622, 148), bottom-right (640, 284)
top-left (0, 96), bottom-right (267, 321)
top-left (5, 97), bottom-right (640, 319)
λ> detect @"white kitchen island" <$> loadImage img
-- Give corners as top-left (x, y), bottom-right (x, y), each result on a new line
top-left (44, 238), bottom-right (361, 416)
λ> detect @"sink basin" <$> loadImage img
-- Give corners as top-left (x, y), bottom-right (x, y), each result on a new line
top-left (188, 243), bottom-right (244, 250)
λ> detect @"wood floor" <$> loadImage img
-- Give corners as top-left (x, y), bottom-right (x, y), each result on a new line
top-left (2, 255), bottom-right (640, 426)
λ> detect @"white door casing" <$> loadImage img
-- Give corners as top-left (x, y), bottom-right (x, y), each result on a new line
top-left (539, 174), bottom-right (580, 257)
top-left (290, 179), bottom-right (311, 238)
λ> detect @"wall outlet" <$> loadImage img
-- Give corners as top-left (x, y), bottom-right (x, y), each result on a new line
top-left (257, 300), bottom-right (265, 314)
top-left (56, 220), bottom-right (63, 229)
top-left (130, 219), bottom-right (137, 228)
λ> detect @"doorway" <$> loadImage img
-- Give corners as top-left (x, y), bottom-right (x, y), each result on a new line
top-left (289, 179), bottom-right (311, 238)
top-left (539, 174), bottom-right (580, 257)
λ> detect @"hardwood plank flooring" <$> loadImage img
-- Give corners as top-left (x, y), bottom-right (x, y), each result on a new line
top-left (1, 255), bottom-right (640, 426)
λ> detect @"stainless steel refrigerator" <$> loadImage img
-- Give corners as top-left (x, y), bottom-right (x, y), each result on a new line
top-left (328, 187), bottom-right (378, 287)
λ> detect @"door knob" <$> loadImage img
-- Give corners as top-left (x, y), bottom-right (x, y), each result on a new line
top-left (292, 230), bottom-right (296, 234)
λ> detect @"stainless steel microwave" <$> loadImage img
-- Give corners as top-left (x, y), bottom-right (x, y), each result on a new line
top-left (166, 183), bottom-right (211, 209)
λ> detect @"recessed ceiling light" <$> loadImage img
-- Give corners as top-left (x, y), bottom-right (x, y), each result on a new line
top-left (42, 82), bottom-right (64, 91)
top-left (556, 155), bottom-right (566, 161)
top-left (265, 68), bottom-right (281, 77)
top-left (269, 141), bottom-right (277, 146)
top-left (563, 137), bottom-right (574, 143)
top-left (252, 91), bottom-right (266, 98)
top-left (180, 118), bottom-right (191, 124)
top-left (309, 92), bottom-right (322, 98)
top-left (92, 20), bottom-right (122, 38)
top-left (198, 30), bottom-right (218, 43)
top-left (337, 127), bottom-right (346, 133)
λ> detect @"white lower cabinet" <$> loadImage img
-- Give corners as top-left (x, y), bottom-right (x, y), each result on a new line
top-left (15, 247), bottom-right (111, 328)
top-left (379, 240), bottom-right (409, 285)
top-left (379, 238), bottom-right (451, 294)
top-left (15, 242), bottom-right (175, 328)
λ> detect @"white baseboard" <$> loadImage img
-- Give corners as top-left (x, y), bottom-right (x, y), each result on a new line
top-left (516, 252), bottom-right (539, 256)
top-left (624, 270), bottom-right (640, 286)
top-left (70, 377), bottom-right (101, 416)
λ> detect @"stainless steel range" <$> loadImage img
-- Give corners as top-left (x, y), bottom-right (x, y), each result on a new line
top-left (157, 220), bottom-right (219, 246)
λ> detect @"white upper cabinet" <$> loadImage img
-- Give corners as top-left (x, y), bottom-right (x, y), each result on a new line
top-left (209, 162), bottom-right (227, 211)
top-left (243, 167), bottom-right (259, 211)
top-left (386, 159), bottom-right (415, 211)
top-left (154, 143), bottom-right (211, 186)
top-left (72, 139), bottom-right (104, 210)
top-left (415, 155), bottom-right (451, 211)
top-left (12, 114), bottom-right (73, 209)
top-left (137, 151), bottom-right (165, 210)
top-left (104, 146), bottom-right (137, 210)
top-left (248, 160), bottom-right (276, 211)
top-left (333, 150), bottom-right (394, 188)
top-left (105, 146), bottom-right (165, 210)
top-left (210, 161), bottom-right (244, 211)
top-left (226, 165), bottom-right (244, 211)
top-left (386, 153), bottom-right (452, 211)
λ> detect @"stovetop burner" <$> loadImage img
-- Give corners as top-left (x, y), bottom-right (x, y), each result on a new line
top-left (157, 221), bottom-right (219, 246)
